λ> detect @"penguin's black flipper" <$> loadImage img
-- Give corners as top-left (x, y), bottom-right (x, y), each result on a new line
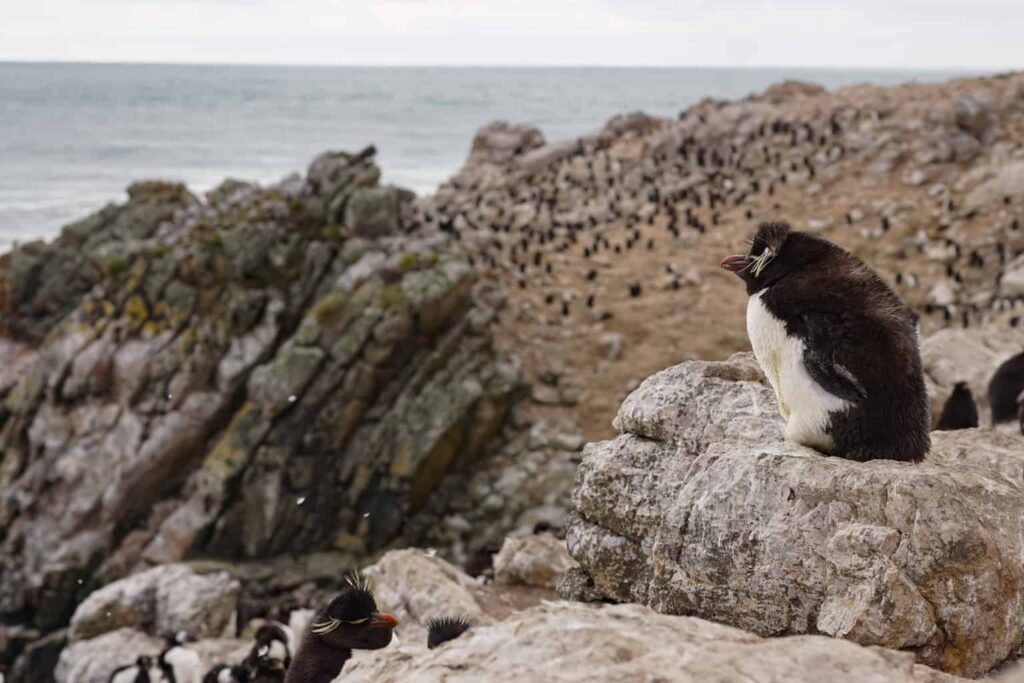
top-left (795, 311), bottom-right (867, 403)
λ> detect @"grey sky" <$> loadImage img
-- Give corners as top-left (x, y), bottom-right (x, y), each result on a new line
top-left (2, 0), bottom-right (1020, 69)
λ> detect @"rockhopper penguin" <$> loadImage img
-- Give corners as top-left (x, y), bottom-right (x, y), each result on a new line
top-left (284, 577), bottom-right (397, 683)
top-left (721, 222), bottom-right (930, 462)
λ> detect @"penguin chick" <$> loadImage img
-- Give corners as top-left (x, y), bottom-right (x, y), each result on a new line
top-left (203, 665), bottom-right (250, 683)
top-left (427, 617), bottom-right (473, 649)
top-left (721, 222), bottom-right (930, 462)
top-left (245, 623), bottom-right (294, 672)
top-left (936, 382), bottom-right (979, 430)
top-left (988, 351), bottom-right (1024, 424)
top-left (108, 655), bottom-right (167, 683)
top-left (284, 578), bottom-right (398, 683)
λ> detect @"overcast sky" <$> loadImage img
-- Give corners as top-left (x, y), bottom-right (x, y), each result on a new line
top-left (2, 0), bottom-right (1021, 69)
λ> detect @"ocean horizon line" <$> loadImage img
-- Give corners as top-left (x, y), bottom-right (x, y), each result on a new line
top-left (0, 59), bottom-right (1008, 74)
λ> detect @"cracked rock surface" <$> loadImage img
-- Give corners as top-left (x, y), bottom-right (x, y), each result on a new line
top-left (564, 351), bottom-right (1024, 678)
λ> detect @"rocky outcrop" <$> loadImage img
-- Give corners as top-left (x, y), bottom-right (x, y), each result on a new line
top-left (340, 600), bottom-right (960, 683)
top-left (0, 148), bottom-right (527, 650)
top-left (68, 564), bottom-right (238, 643)
top-left (493, 533), bottom-right (577, 589)
top-left (565, 352), bottom-right (1024, 677)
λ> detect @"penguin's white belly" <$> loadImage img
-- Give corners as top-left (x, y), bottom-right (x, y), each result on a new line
top-left (746, 291), bottom-right (853, 451)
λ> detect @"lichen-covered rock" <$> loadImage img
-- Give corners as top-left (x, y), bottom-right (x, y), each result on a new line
top-left (338, 601), bottom-right (961, 683)
top-left (493, 534), bottom-right (576, 589)
top-left (566, 353), bottom-right (1024, 677)
top-left (68, 564), bottom-right (239, 642)
top-left (0, 147), bottom-right (525, 645)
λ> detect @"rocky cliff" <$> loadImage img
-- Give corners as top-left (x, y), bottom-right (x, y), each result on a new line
top-left (0, 148), bottom-right (583, 678)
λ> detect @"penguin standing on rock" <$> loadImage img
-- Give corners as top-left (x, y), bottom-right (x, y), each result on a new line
top-left (721, 222), bottom-right (930, 462)
top-left (936, 382), bottom-right (979, 430)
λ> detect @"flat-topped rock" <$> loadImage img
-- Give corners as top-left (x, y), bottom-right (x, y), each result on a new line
top-left (565, 353), bottom-right (1024, 677)
top-left (338, 601), bottom-right (961, 683)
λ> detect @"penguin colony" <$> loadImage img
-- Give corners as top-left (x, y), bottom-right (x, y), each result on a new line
top-left (107, 578), bottom-right (471, 682)
top-left (408, 83), bottom-right (1024, 437)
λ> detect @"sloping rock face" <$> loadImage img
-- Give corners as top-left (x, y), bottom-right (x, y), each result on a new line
top-left (0, 148), bottom-right (523, 639)
top-left (564, 353), bottom-right (1024, 677)
top-left (339, 601), bottom-right (961, 683)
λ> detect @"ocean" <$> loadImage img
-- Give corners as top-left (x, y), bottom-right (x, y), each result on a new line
top-left (0, 63), bottom-right (979, 250)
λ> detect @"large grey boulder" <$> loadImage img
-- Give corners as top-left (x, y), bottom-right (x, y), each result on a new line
top-left (56, 628), bottom-right (165, 683)
top-left (565, 353), bottom-right (1024, 677)
top-left (55, 628), bottom-right (250, 683)
top-left (338, 601), bottom-right (960, 683)
top-left (68, 564), bottom-right (239, 642)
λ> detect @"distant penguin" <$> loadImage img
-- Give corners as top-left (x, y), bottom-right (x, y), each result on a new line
top-left (160, 635), bottom-right (202, 683)
top-left (284, 577), bottom-right (398, 683)
top-left (936, 382), bottom-right (979, 430)
top-left (426, 617), bottom-right (472, 649)
top-left (109, 655), bottom-right (167, 683)
top-left (202, 665), bottom-right (250, 683)
top-left (721, 222), bottom-right (930, 462)
top-left (988, 351), bottom-right (1024, 424)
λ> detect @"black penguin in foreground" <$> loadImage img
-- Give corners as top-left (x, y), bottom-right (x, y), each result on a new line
top-left (988, 351), bottom-right (1024, 424)
top-left (936, 382), bottom-right (979, 430)
top-left (721, 222), bottom-right (930, 462)
top-left (427, 617), bottom-right (473, 649)
top-left (284, 578), bottom-right (398, 683)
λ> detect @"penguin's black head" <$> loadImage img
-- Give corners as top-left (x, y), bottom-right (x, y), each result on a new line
top-left (427, 616), bottom-right (473, 649)
top-left (308, 579), bottom-right (397, 651)
top-left (721, 222), bottom-right (829, 294)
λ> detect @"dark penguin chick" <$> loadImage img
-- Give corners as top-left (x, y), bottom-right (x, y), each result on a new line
top-left (936, 382), bottom-right (979, 430)
top-left (245, 623), bottom-right (293, 673)
top-left (284, 579), bottom-right (398, 683)
top-left (203, 665), bottom-right (250, 683)
top-left (249, 654), bottom-right (285, 683)
top-left (109, 655), bottom-right (167, 683)
top-left (427, 617), bottom-right (473, 649)
top-left (720, 222), bottom-right (930, 462)
top-left (988, 351), bottom-right (1024, 424)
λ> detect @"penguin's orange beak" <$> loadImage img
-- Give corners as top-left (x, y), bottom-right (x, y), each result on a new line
top-left (371, 613), bottom-right (399, 629)
top-left (720, 254), bottom-right (752, 272)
